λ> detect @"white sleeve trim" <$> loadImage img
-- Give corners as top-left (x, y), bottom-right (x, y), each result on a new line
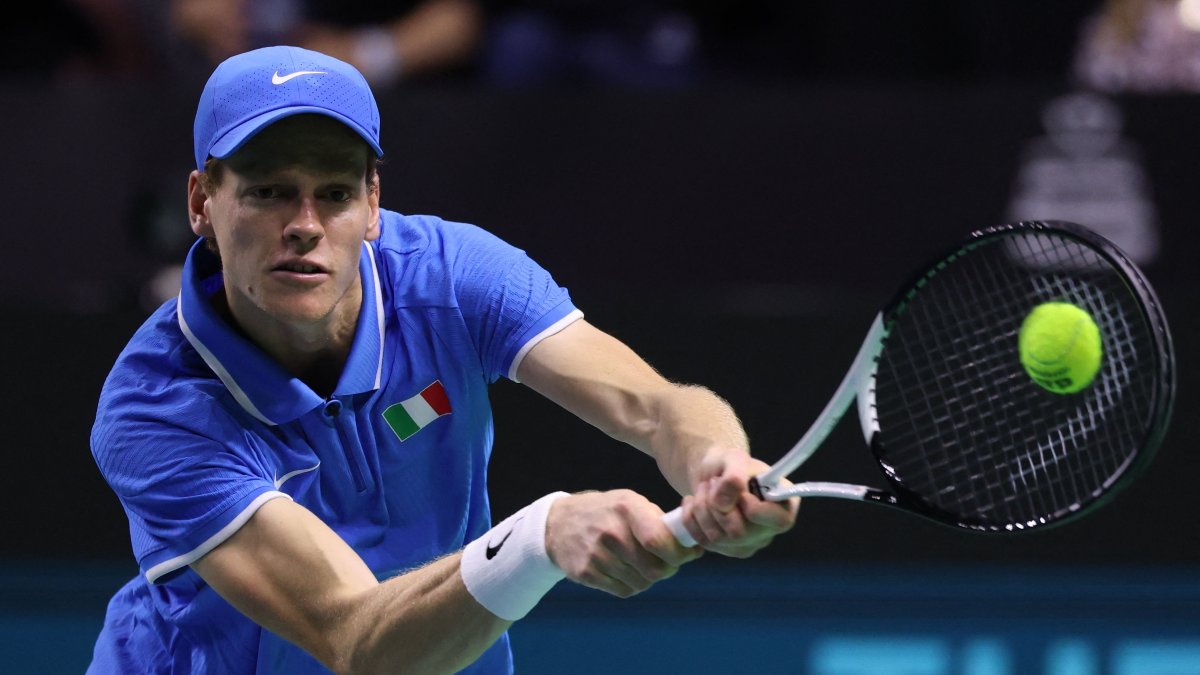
top-left (144, 490), bottom-right (292, 584)
top-left (177, 293), bottom-right (274, 426)
top-left (363, 241), bottom-right (386, 391)
top-left (507, 309), bottom-right (584, 383)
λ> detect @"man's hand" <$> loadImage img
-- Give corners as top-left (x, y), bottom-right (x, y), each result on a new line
top-left (677, 452), bottom-right (798, 558)
top-left (516, 321), bottom-right (796, 561)
top-left (545, 490), bottom-right (702, 598)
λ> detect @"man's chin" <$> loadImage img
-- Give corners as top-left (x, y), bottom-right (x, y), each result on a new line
top-left (253, 293), bottom-right (338, 326)
top-left (269, 304), bottom-right (336, 326)
top-left (235, 281), bottom-right (360, 334)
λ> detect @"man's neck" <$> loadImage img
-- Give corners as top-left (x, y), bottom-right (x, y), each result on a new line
top-left (216, 291), bottom-right (361, 398)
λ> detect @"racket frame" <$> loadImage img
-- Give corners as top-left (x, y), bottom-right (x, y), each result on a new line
top-left (751, 313), bottom-right (886, 501)
top-left (663, 221), bottom-right (1175, 544)
top-left (758, 221), bottom-right (1175, 532)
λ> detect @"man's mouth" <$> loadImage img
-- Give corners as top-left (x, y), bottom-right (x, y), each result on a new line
top-left (273, 259), bottom-right (329, 274)
top-left (277, 263), bottom-right (325, 274)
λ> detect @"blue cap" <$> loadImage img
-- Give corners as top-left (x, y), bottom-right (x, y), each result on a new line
top-left (193, 45), bottom-right (384, 170)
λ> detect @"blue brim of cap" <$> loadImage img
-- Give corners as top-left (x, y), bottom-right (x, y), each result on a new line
top-left (207, 106), bottom-right (384, 163)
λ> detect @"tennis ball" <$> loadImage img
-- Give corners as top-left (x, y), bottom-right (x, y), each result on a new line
top-left (1018, 302), bottom-right (1102, 394)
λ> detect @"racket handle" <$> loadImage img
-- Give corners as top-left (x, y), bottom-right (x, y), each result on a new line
top-left (662, 478), bottom-right (771, 547)
top-left (661, 507), bottom-right (697, 547)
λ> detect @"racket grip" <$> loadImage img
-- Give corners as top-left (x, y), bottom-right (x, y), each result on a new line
top-left (661, 507), bottom-right (697, 547)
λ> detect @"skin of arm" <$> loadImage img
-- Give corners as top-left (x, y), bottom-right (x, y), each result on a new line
top-left (192, 488), bottom-right (694, 673)
top-left (384, 0), bottom-right (483, 77)
top-left (192, 497), bottom-right (509, 675)
top-left (298, 0), bottom-right (483, 82)
top-left (518, 319), bottom-right (798, 557)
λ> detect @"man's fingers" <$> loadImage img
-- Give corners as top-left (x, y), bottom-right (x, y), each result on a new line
top-left (628, 501), bottom-right (701, 567)
top-left (561, 528), bottom-right (663, 598)
top-left (710, 473), bottom-right (745, 513)
top-left (683, 478), bottom-right (798, 558)
top-left (551, 489), bottom-right (701, 599)
top-left (688, 479), bottom-right (751, 543)
top-left (607, 530), bottom-right (676, 584)
top-left (708, 480), bottom-right (750, 540)
top-left (574, 565), bottom-right (640, 599)
top-left (592, 523), bottom-right (687, 597)
top-left (685, 482), bottom-right (723, 545)
top-left (741, 492), bottom-right (800, 532)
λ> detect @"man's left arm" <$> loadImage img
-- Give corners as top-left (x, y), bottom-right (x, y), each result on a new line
top-left (517, 319), bottom-right (798, 557)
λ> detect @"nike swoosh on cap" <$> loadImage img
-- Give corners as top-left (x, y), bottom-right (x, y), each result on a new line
top-left (274, 462), bottom-right (321, 489)
top-left (271, 70), bottom-right (327, 85)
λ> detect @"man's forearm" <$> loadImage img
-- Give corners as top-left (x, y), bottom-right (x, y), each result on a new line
top-left (342, 491), bottom-right (568, 673)
top-left (193, 499), bottom-right (515, 675)
top-left (513, 320), bottom-right (750, 495)
top-left (639, 384), bottom-right (750, 496)
top-left (340, 553), bottom-right (510, 675)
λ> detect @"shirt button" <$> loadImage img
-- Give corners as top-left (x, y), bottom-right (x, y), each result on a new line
top-left (323, 399), bottom-right (343, 417)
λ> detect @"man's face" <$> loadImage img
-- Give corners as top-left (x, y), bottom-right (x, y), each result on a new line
top-left (188, 115), bottom-right (381, 333)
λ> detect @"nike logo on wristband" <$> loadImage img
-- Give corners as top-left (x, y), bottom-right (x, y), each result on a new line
top-left (485, 517), bottom-right (523, 559)
top-left (271, 70), bottom-right (326, 85)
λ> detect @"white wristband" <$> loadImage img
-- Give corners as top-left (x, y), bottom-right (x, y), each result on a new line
top-left (460, 491), bottom-right (569, 621)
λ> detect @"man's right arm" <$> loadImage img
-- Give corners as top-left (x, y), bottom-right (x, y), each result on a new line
top-left (192, 488), bottom-right (695, 674)
top-left (191, 496), bottom-right (506, 674)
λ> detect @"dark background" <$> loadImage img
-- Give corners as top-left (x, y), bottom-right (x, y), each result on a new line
top-left (3, 1), bottom-right (1196, 573)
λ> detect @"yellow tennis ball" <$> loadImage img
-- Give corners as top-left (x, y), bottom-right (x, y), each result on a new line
top-left (1018, 302), bottom-right (1103, 394)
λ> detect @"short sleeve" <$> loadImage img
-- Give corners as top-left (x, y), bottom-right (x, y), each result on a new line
top-left (445, 224), bottom-right (582, 382)
top-left (92, 396), bottom-right (286, 584)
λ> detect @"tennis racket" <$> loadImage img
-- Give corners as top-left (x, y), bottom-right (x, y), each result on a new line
top-left (663, 220), bottom-right (1175, 541)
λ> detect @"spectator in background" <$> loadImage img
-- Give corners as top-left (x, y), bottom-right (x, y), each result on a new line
top-left (482, 0), bottom-right (702, 87)
top-left (296, 0), bottom-right (483, 86)
top-left (0, 0), bottom-right (148, 79)
top-left (1074, 0), bottom-right (1200, 92)
top-left (157, 0), bottom-right (483, 87)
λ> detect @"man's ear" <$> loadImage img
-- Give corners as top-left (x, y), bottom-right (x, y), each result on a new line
top-left (365, 173), bottom-right (381, 242)
top-left (187, 170), bottom-right (214, 237)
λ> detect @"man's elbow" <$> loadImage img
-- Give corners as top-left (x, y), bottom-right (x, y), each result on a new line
top-left (302, 600), bottom-right (375, 675)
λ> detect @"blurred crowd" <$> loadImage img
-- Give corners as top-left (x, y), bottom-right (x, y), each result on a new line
top-left (2, 0), bottom-right (767, 89)
top-left (1074, 0), bottom-right (1200, 92)
top-left (4, 0), bottom-right (1190, 311)
top-left (19, 1), bottom-right (1200, 91)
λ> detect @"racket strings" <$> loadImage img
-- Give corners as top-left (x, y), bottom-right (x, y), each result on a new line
top-left (886, 240), bottom-right (1057, 521)
top-left (872, 231), bottom-right (1158, 529)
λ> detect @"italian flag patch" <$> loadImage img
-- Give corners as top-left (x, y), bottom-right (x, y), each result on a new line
top-left (383, 380), bottom-right (452, 441)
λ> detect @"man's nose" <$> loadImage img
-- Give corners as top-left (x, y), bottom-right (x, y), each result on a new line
top-left (283, 198), bottom-right (323, 244)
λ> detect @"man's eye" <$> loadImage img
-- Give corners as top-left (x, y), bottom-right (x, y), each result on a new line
top-left (328, 190), bottom-right (351, 203)
top-left (250, 187), bottom-right (278, 199)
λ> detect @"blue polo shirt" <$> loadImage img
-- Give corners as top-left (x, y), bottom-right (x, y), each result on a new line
top-left (89, 210), bottom-right (582, 674)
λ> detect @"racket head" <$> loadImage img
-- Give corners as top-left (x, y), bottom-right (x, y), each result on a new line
top-left (862, 220), bottom-right (1174, 532)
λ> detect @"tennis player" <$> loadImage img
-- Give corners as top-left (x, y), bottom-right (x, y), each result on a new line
top-left (87, 45), bottom-right (796, 674)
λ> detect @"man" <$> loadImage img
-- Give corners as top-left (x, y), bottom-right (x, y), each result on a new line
top-left (89, 45), bottom-right (796, 674)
